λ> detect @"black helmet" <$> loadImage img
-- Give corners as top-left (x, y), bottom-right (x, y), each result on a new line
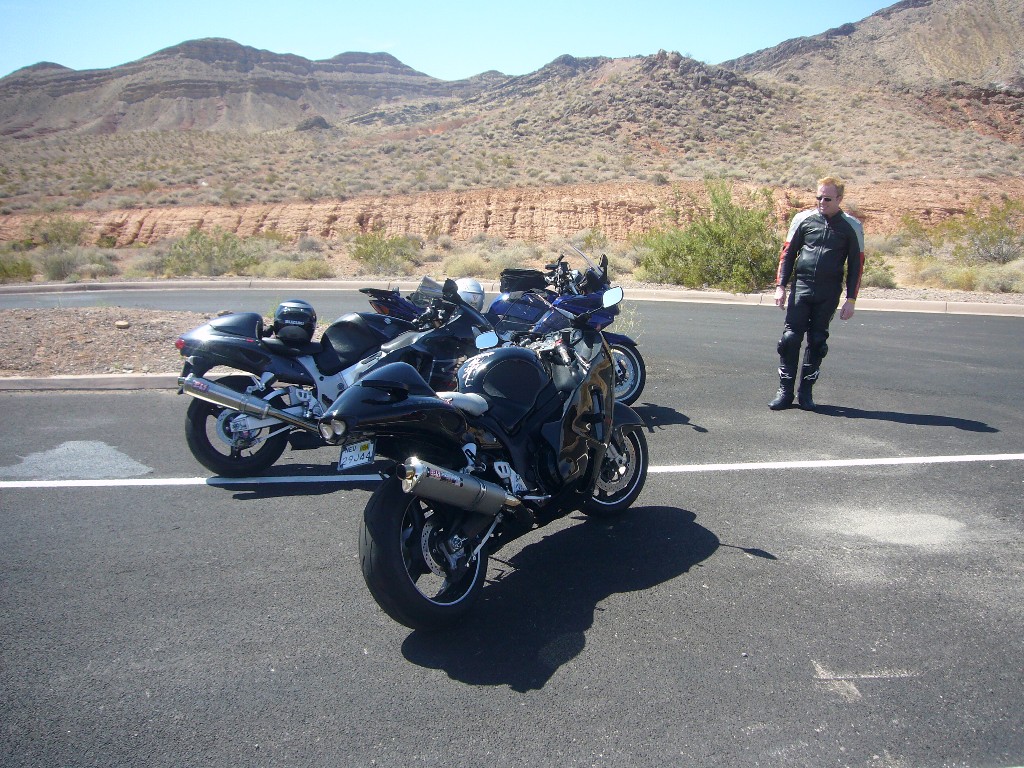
top-left (273, 299), bottom-right (317, 346)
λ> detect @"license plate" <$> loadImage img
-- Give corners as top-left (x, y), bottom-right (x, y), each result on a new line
top-left (338, 439), bottom-right (375, 471)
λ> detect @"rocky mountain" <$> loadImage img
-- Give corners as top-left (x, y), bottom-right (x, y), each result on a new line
top-left (1, 0), bottom-right (1022, 248)
top-left (0, 38), bottom-right (504, 137)
top-left (725, 0), bottom-right (1024, 91)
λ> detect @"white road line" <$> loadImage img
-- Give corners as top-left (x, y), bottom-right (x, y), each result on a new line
top-left (2, 453), bottom-right (1022, 490)
top-left (0, 474), bottom-right (381, 489)
top-left (649, 453), bottom-right (1024, 473)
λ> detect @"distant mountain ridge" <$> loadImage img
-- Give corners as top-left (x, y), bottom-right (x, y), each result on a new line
top-left (725, 0), bottom-right (1024, 90)
top-left (0, 38), bottom-right (504, 136)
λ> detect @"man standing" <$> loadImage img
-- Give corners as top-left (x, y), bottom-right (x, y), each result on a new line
top-left (770, 176), bottom-right (865, 411)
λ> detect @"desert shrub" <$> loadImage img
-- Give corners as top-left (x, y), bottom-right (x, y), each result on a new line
top-left (878, 200), bottom-right (1024, 292)
top-left (39, 246), bottom-right (119, 282)
top-left (161, 227), bottom-right (262, 276)
top-left (441, 253), bottom-right (490, 278)
top-left (297, 236), bottom-right (323, 253)
top-left (40, 248), bottom-right (83, 281)
top-left (570, 229), bottom-right (608, 253)
top-left (350, 229), bottom-right (421, 275)
top-left (861, 255), bottom-right (897, 289)
top-left (634, 179), bottom-right (781, 292)
top-left (975, 265), bottom-right (1022, 293)
top-left (289, 258), bottom-right (334, 279)
top-left (28, 215), bottom-right (89, 248)
top-left (942, 266), bottom-right (978, 291)
top-left (0, 252), bottom-right (35, 282)
top-left (947, 198), bottom-right (1024, 265)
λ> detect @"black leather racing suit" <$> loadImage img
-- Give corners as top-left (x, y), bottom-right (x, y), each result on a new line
top-left (775, 209), bottom-right (865, 387)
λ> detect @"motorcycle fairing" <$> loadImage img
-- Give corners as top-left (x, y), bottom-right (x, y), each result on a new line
top-left (178, 322), bottom-right (318, 383)
top-left (323, 362), bottom-right (469, 465)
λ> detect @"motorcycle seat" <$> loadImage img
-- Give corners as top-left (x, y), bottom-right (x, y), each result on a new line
top-left (436, 391), bottom-right (488, 417)
top-left (262, 337), bottom-right (323, 357)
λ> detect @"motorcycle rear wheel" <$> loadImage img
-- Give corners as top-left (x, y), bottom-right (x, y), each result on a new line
top-left (360, 475), bottom-right (487, 631)
top-left (583, 427), bottom-right (649, 517)
top-left (610, 343), bottom-right (646, 405)
top-left (183, 375), bottom-right (289, 477)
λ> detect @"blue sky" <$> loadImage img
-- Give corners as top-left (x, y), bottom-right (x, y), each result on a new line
top-left (2, 0), bottom-right (895, 80)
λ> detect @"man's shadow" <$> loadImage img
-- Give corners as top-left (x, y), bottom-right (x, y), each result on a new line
top-left (815, 404), bottom-right (997, 433)
top-left (401, 506), bottom-right (729, 691)
top-left (632, 403), bottom-right (709, 434)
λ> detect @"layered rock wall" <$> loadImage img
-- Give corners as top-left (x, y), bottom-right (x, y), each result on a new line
top-left (3, 179), bottom-right (1022, 247)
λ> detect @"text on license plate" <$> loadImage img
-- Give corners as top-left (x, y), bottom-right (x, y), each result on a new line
top-left (338, 439), bottom-right (375, 470)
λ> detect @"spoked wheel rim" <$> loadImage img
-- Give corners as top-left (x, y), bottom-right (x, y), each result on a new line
top-left (399, 499), bottom-right (484, 608)
top-left (183, 375), bottom-right (289, 476)
top-left (594, 433), bottom-right (640, 500)
top-left (584, 428), bottom-right (649, 517)
top-left (610, 344), bottom-right (645, 404)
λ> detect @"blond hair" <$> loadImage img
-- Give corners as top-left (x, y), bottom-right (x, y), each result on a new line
top-left (818, 175), bottom-right (846, 198)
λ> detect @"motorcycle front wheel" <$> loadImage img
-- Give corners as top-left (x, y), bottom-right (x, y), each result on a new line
top-left (183, 374), bottom-right (290, 477)
top-left (360, 475), bottom-right (487, 631)
top-left (610, 343), bottom-right (646, 405)
top-left (583, 427), bottom-right (649, 517)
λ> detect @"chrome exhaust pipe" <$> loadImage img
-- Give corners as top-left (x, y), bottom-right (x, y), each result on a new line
top-left (177, 374), bottom-right (320, 434)
top-left (399, 457), bottom-right (521, 516)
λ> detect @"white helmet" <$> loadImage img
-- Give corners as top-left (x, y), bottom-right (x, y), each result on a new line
top-left (454, 277), bottom-right (485, 311)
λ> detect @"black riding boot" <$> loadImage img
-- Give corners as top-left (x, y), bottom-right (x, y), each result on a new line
top-left (769, 367), bottom-right (796, 410)
top-left (797, 365), bottom-right (819, 410)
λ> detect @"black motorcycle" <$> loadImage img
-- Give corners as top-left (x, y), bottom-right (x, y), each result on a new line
top-left (318, 281), bottom-right (649, 630)
top-left (175, 292), bottom-right (490, 476)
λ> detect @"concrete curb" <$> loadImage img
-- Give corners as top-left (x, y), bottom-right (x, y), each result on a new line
top-left (0, 374), bottom-right (181, 392)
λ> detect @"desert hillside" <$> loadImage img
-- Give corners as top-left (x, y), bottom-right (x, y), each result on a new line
top-left (1, 0), bottom-right (1022, 249)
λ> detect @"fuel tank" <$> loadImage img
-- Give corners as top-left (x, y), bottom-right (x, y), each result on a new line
top-left (457, 346), bottom-right (560, 434)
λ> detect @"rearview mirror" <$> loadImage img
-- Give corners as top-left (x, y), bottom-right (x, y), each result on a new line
top-left (475, 330), bottom-right (499, 350)
top-left (602, 286), bottom-right (623, 308)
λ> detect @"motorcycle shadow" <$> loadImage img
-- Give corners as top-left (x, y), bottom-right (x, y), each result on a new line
top-left (631, 403), bottom-right (709, 434)
top-left (401, 505), bottom-right (719, 692)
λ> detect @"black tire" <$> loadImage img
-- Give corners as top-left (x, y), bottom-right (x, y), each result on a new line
top-left (360, 475), bottom-right (487, 631)
top-left (610, 343), bottom-right (646, 405)
top-left (583, 427), bottom-right (649, 517)
top-left (183, 375), bottom-right (289, 477)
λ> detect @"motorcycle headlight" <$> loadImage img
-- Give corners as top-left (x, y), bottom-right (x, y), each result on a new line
top-left (318, 418), bottom-right (347, 444)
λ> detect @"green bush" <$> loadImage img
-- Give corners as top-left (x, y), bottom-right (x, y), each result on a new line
top-left (441, 253), bottom-right (490, 278)
top-left (41, 248), bottom-right (83, 281)
top-left (634, 179), bottom-right (781, 292)
top-left (38, 246), bottom-right (119, 282)
top-left (947, 199), bottom-right (1024, 265)
top-left (162, 227), bottom-right (261, 276)
top-left (861, 255), bottom-right (897, 289)
top-left (0, 252), bottom-right (35, 282)
top-left (289, 258), bottom-right (334, 279)
top-left (351, 229), bottom-right (421, 275)
top-left (28, 215), bottom-right (89, 248)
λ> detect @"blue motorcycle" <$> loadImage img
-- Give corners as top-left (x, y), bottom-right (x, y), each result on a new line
top-left (360, 246), bottom-right (646, 404)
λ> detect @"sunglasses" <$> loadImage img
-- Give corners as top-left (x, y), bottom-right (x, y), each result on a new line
top-left (816, 196), bottom-right (834, 202)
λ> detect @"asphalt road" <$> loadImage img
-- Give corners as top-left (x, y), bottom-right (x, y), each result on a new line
top-left (1, 297), bottom-right (1022, 767)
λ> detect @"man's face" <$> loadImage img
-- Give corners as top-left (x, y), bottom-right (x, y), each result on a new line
top-left (816, 184), bottom-right (842, 217)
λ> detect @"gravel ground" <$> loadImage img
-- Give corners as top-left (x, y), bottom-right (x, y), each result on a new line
top-left (1, 285), bottom-right (1022, 378)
